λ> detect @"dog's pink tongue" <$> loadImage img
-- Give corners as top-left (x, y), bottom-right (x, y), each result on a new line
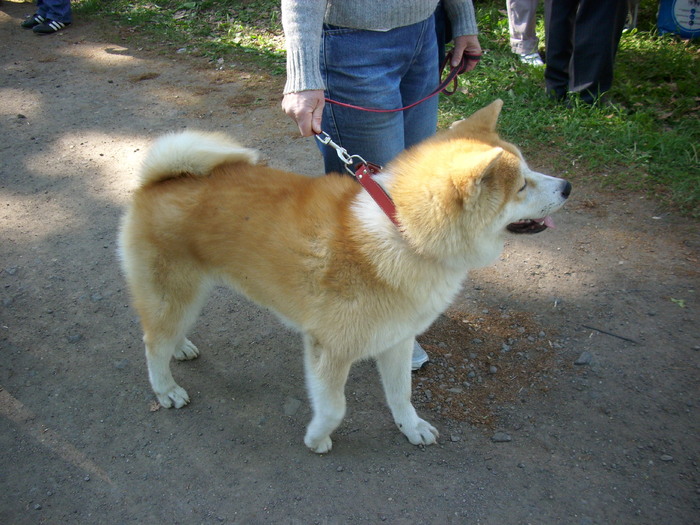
top-left (542, 216), bottom-right (556, 229)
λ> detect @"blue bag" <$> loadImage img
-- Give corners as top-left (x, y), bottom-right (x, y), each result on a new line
top-left (658, 0), bottom-right (700, 38)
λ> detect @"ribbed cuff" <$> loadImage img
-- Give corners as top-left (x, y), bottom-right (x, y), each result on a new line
top-left (283, 45), bottom-right (325, 94)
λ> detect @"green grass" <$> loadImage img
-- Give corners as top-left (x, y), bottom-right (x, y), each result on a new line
top-left (74, 0), bottom-right (699, 217)
top-left (76, 0), bottom-right (286, 73)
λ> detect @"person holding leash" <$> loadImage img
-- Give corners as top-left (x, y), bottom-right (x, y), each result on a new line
top-left (281, 0), bottom-right (482, 369)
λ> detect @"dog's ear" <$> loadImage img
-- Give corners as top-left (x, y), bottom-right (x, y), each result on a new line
top-left (449, 99), bottom-right (503, 135)
top-left (471, 146), bottom-right (504, 186)
top-left (451, 146), bottom-right (505, 203)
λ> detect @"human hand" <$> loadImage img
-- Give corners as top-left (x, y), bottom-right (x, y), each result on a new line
top-left (281, 90), bottom-right (325, 136)
top-left (451, 35), bottom-right (482, 73)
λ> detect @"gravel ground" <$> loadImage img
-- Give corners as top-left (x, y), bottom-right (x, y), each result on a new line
top-left (1, 4), bottom-right (698, 524)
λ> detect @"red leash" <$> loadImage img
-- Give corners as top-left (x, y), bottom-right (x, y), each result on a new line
top-left (324, 51), bottom-right (481, 113)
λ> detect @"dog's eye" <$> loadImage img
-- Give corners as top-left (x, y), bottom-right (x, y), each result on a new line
top-left (518, 181), bottom-right (528, 192)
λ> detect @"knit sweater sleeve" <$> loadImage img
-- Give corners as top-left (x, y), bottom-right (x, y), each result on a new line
top-left (444, 0), bottom-right (478, 37)
top-left (281, 0), bottom-right (326, 94)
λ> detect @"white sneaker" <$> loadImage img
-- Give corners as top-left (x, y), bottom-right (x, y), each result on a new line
top-left (519, 52), bottom-right (544, 66)
top-left (412, 341), bottom-right (429, 371)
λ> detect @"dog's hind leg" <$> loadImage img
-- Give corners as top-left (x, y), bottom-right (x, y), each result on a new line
top-left (146, 335), bottom-right (191, 408)
top-left (375, 338), bottom-right (439, 446)
top-left (302, 335), bottom-right (352, 454)
top-left (138, 274), bottom-right (211, 409)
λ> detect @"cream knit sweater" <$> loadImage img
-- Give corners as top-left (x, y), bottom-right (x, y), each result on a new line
top-left (282, 0), bottom-right (478, 94)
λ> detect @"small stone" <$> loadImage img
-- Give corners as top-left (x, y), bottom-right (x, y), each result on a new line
top-left (283, 397), bottom-right (302, 417)
top-left (489, 366), bottom-right (498, 374)
top-left (336, 466), bottom-right (344, 472)
top-left (450, 435), bottom-right (461, 442)
top-left (574, 351), bottom-right (592, 365)
top-left (491, 431), bottom-right (512, 443)
top-left (660, 454), bottom-right (673, 462)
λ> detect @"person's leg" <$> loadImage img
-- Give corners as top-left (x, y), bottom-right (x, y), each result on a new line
top-left (507, 0), bottom-right (540, 55)
top-left (381, 17), bottom-right (438, 370)
top-left (544, 0), bottom-right (577, 100)
top-left (319, 17), bottom-right (438, 174)
top-left (319, 26), bottom-right (407, 174)
top-left (318, 18), bottom-right (438, 370)
top-left (569, 0), bottom-right (627, 103)
top-left (35, 0), bottom-right (47, 17)
top-left (401, 14), bottom-right (439, 150)
top-left (37, 0), bottom-right (72, 23)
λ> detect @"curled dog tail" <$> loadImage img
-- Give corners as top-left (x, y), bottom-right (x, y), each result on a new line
top-left (138, 130), bottom-right (260, 186)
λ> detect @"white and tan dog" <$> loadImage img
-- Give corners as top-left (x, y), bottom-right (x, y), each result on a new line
top-left (118, 100), bottom-right (571, 453)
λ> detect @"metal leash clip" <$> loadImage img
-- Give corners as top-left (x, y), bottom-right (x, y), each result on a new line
top-left (315, 131), bottom-right (368, 176)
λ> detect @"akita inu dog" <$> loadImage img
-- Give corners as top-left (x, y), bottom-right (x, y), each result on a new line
top-left (118, 100), bottom-right (571, 453)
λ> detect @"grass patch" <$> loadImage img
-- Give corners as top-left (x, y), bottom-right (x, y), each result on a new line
top-left (74, 0), bottom-right (699, 216)
top-left (76, 0), bottom-right (285, 73)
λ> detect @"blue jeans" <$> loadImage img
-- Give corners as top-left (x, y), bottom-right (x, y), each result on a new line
top-left (36, 0), bottom-right (72, 23)
top-left (319, 16), bottom-right (439, 174)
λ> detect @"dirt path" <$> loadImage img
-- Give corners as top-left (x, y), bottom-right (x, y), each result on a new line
top-left (1, 4), bottom-right (698, 524)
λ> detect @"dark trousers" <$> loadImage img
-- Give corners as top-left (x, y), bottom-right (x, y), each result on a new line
top-left (544, 0), bottom-right (627, 102)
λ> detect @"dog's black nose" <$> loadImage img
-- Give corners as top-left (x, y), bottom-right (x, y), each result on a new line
top-left (561, 181), bottom-right (572, 199)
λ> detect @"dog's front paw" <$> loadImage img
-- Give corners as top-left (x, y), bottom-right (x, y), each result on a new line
top-left (173, 339), bottom-right (200, 361)
top-left (402, 418), bottom-right (439, 446)
top-left (156, 385), bottom-right (190, 409)
top-left (304, 433), bottom-right (333, 454)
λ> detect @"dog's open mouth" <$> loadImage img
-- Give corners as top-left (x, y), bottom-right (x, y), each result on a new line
top-left (506, 216), bottom-right (555, 234)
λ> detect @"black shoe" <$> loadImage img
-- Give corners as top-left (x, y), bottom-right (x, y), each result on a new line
top-left (20, 13), bottom-right (46, 29)
top-left (33, 19), bottom-right (70, 34)
top-left (546, 87), bottom-right (567, 103)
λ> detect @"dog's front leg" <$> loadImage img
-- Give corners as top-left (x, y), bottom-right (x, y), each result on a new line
top-left (302, 335), bottom-right (352, 453)
top-left (376, 338), bottom-right (439, 446)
